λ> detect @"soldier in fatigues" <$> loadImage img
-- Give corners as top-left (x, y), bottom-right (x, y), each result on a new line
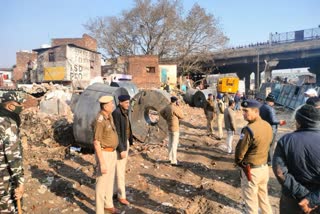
top-left (235, 99), bottom-right (273, 214)
top-left (0, 91), bottom-right (25, 213)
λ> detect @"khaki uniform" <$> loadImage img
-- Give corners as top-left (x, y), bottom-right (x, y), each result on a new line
top-left (204, 99), bottom-right (216, 135)
top-left (235, 116), bottom-right (273, 214)
top-left (94, 112), bottom-right (118, 214)
top-left (160, 103), bottom-right (184, 164)
top-left (216, 100), bottom-right (225, 138)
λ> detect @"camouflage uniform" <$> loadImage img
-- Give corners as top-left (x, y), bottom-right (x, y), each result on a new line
top-left (0, 91), bottom-right (25, 213)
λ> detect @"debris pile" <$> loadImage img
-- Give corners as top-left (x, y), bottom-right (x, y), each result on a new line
top-left (20, 107), bottom-right (74, 148)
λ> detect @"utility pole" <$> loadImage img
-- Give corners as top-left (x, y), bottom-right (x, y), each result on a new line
top-left (256, 49), bottom-right (260, 90)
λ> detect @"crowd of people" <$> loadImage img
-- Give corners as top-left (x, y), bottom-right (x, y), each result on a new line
top-left (0, 86), bottom-right (319, 214)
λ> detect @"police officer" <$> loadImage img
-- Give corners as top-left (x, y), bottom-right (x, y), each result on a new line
top-left (259, 93), bottom-right (286, 165)
top-left (112, 95), bottom-right (133, 206)
top-left (160, 96), bottom-right (184, 166)
top-left (235, 99), bottom-right (273, 214)
top-left (93, 96), bottom-right (120, 214)
top-left (0, 91), bottom-right (25, 213)
top-left (203, 93), bottom-right (216, 136)
top-left (273, 104), bottom-right (320, 214)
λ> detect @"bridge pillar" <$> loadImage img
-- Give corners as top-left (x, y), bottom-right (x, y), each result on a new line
top-left (264, 60), bottom-right (279, 82)
top-left (237, 70), bottom-right (252, 94)
top-left (308, 63), bottom-right (320, 86)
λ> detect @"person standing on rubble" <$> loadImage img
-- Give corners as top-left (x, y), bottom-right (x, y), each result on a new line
top-left (216, 94), bottom-right (225, 140)
top-left (93, 96), bottom-right (120, 214)
top-left (0, 91), bottom-right (25, 213)
top-left (112, 95), bottom-right (132, 206)
top-left (235, 99), bottom-right (273, 214)
top-left (224, 100), bottom-right (236, 154)
top-left (272, 104), bottom-right (320, 214)
top-left (259, 93), bottom-right (286, 165)
top-left (203, 93), bottom-right (216, 136)
top-left (160, 96), bottom-right (184, 167)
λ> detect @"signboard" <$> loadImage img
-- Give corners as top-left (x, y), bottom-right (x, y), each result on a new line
top-left (44, 67), bottom-right (65, 81)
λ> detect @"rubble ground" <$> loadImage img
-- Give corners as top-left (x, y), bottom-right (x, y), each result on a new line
top-left (20, 104), bottom-right (294, 214)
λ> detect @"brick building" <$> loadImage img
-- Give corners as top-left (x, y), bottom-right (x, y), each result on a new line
top-left (117, 55), bottom-right (160, 88)
top-left (13, 51), bottom-right (37, 82)
top-left (51, 34), bottom-right (97, 52)
top-left (13, 34), bottom-right (101, 88)
top-left (32, 44), bottom-right (101, 87)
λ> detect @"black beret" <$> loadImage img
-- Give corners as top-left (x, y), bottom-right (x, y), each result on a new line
top-left (208, 93), bottom-right (213, 96)
top-left (170, 96), bottom-right (178, 102)
top-left (118, 95), bottom-right (130, 102)
top-left (265, 93), bottom-right (276, 102)
top-left (295, 104), bottom-right (320, 128)
top-left (241, 99), bottom-right (261, 108)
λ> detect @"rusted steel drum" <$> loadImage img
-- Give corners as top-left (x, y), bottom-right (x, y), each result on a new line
top-left (110, 81), bottom-right (139, 98)
top-left (183, 88), bottom-right (198, 107)
top-left (193, 89), bottom-right (213, 108)
top-left (73, 83), bottom-right (129, 147)
top-left (131, 89), bottom-right (170, 143)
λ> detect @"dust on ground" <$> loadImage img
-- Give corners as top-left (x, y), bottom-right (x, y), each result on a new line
top-left (20, 104), bottom-right (294, 214)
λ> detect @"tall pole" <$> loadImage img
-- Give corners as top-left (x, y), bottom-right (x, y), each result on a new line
top-left (256, 49), bottom-right (260, 91)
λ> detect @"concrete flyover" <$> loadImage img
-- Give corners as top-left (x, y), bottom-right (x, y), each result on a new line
top-left (206, 29), bottom-right (320, 92)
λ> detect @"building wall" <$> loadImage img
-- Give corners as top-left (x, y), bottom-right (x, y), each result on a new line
top-left (35, 45), bottom-right (101, 83)
top-left (51, 34), bottom-right (97, 51)
top-left (36, 46), bottom-right (67, 82)
top-left (159, 64), bottom-right (177, 85)
top-left (126, 55), bottom-right (160, 88)
top-left (13, 51), bottom-right (37, 81)
top-left (66, 46), bottom-right (101, 81)
top-left (0, 69), bottom-right (13, 87)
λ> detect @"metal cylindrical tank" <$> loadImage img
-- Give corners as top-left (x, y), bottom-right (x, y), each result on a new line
top-left (183, 88), bottom-right (198, 106)
top-left (73, 83), bottom-right (129, 147)
top-left (193, 89), bottom-right (213, 108)
top-left (131, 89), bottom-right (170, 143)
top-left (110, 81), bottom-right (139, 98)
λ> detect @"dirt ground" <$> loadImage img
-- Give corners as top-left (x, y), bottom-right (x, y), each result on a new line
top-left (20, 103), bottom-right (295, 214)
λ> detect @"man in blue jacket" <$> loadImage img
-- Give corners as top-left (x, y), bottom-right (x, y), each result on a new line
top-left (112, 95), bottom-right (133, 206)
top-left (272, 104), bottom-right (320, 214)
top-left (259, 93), bottom-right (285, 165)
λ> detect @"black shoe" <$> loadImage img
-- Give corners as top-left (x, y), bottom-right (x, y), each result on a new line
top-left (171, 163), bottom-right (183, 167)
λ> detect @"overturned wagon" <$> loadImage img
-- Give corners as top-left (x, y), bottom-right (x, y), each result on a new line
top-left (73, 83), bottom-right (170, 149)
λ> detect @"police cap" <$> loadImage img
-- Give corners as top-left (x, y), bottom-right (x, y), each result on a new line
top-left (0, 91), bottom-right (25, 104)
top-left (265, 93), bottom-right (276, 102)
top-left (170, 96), bottom-right (178, 102)
top-left (241, 99), bottom-right (261, 109)
top-left (98, 96), bottom-right (113, 103)
top-left (118, 95), bottom-right (130, 102)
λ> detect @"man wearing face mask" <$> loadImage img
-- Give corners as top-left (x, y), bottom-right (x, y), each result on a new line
top-left (0, 91), bottom-right (25, 213)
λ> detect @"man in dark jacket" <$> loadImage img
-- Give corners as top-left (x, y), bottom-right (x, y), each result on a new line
top-left (272, 104), bottom-right (320, 214)
top-left (203, 93), bottom-right (216, 136)
top-left (112, 95), bottom-right (133, 206)
top-left (259, 93), bottom-right (285, 165)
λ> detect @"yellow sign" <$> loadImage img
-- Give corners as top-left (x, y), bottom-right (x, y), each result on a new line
top-left (44, 67), bottom-right (66, 81)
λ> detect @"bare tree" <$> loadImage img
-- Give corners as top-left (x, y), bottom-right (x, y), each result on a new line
top-left (84, 0), bottom-right (228, 74)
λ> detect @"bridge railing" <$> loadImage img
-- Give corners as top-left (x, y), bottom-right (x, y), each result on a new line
top-left (270, 27), bottom-right (320, 44)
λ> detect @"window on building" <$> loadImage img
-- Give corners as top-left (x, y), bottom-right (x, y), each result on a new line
top-left (49, 52), bottom-right (55, 62)
top-left (90, 60), bottom-right (94, 69)
top-left (146, 66), bottom-right (155, 73)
